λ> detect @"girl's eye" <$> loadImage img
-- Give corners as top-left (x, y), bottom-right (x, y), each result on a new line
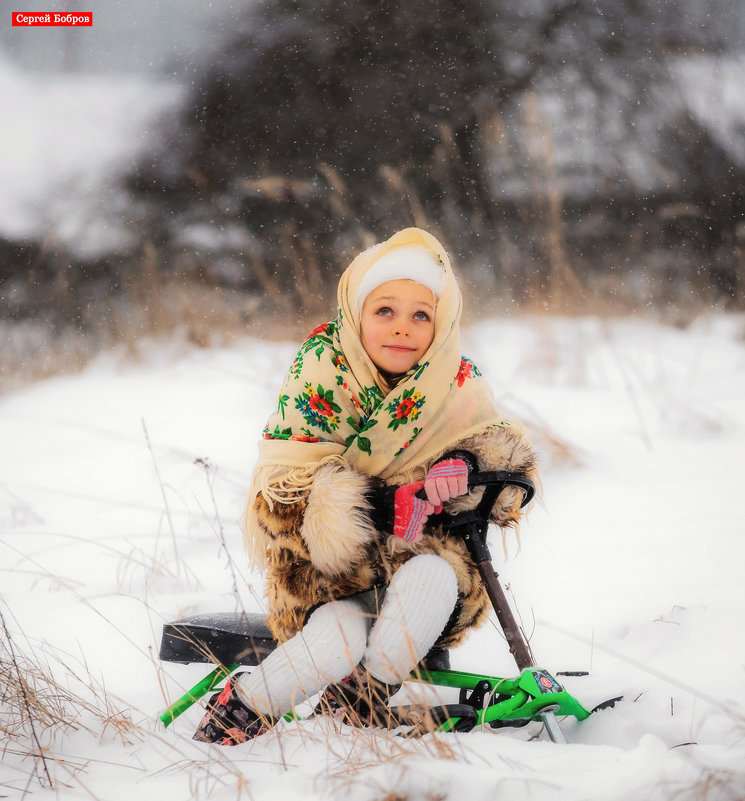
top-left (376, 306), bottom-right (392, 316)
top-left (414, 311), bottom-right (431, 322)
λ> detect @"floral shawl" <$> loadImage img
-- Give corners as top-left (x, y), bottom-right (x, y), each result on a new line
top-left (248, 227), bottom-right (506, 507)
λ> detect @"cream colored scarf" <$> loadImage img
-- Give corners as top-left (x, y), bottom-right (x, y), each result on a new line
top-left (246, 228), bottom-right (505, 529)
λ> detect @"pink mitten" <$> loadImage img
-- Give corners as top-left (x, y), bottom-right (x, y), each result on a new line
top-left (393, 481), bottom-right (435, 543)
top-left (424, 458), bottom-right (469, 507)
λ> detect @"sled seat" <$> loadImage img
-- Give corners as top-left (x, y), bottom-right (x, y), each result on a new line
top-left (159, 611), bottom-right (450, 671)
top-left (160, 612), bottom-right (275, 666)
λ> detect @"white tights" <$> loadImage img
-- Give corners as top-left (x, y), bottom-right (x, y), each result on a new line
top-left (235, 554), bottom-right (458, 718)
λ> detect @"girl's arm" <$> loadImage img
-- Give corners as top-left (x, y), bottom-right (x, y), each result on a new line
top-left (298, 462), bottom-right (378, 576)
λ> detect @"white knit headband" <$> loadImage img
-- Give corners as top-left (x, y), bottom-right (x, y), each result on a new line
top-left (356, 245), bottom-right (446, 314)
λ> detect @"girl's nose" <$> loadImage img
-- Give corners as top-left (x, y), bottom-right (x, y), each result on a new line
top-left (393, 319), bottom-right (410, 336)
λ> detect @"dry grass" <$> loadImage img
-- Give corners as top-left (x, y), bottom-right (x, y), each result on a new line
top-left (4, 591), bottom-right (744, 800)
top-left (0, 240), bottom-right (320, 396)
top-left (0, 602), bottom-right (139, 792)
top-left (3, 109), bottom-right (739, 398)
top-left (0, 247), bottom-right (700, 402)
top-left (0, 598), bottom-right (467, 799)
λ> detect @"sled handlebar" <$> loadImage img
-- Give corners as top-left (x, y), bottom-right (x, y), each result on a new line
top-left (417, 468), bottom-right (535, 532)
top-left (371, 458), bottom-right (535, 537)
top-left (466, 470), bottom-right (535, 507)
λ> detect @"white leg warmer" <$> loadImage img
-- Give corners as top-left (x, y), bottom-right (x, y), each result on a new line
top-left (363, 554), bottom-right (458, 685)
top-left (234, 598), bottom-right (369, 718)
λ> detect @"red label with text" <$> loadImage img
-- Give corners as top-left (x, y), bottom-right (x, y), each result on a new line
top-left (12, 12), bottom-right (92, 26)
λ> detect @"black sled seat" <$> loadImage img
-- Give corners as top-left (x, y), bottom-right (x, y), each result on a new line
top-left (160, 612), bottom-right (276, 667)
top-left (159, 611), bottom-right (451, 671)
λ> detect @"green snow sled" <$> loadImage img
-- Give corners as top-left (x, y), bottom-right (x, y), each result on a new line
top-left (158, 468), bottom-right (618, 742)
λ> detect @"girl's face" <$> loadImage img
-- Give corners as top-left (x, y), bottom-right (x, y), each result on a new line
top-left (360, 279), bottom-right (435, 377)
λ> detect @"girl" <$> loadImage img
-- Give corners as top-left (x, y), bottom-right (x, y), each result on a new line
top-left (194, 227), bottom-right (538, 744)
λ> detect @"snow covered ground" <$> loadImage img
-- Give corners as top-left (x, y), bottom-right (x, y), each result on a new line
top-left (2, 313), bottom-right (744, 800)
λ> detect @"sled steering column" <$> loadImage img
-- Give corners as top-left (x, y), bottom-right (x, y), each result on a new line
top-left (435, 470), bottom-right (566, 743)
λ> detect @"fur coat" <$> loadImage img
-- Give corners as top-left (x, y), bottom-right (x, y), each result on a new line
top-left (252, 422), bottom-right (538, 649)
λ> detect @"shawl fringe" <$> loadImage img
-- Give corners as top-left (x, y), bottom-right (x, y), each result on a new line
top-left (243, 454), bottom-right (349, 568)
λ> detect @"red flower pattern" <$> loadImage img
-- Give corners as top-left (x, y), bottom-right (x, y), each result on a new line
top-left (309, 394), bottom-right (334, 416)
top-left (456, 358), bottom-right (473, 387)
top-left (396, 398), bottom-right (416, 419)
top-left (306, 322), bottom-right (329, 340)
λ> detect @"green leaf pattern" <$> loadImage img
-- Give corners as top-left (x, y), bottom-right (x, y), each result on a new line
top-left (263, 315), bottom-right (487, 459)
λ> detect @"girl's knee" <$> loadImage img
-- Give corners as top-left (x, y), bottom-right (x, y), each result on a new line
top-left (391, 554), bottom-right (458, 599)
top-left (303, 598), bottom-right (369, 665)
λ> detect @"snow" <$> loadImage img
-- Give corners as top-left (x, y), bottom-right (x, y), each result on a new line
top-left (675, 54), bottom-right (745, 168)
top-left (0, 55), bottom-right (182, 259)
top-left (2, 313), bottom-right (744, 800)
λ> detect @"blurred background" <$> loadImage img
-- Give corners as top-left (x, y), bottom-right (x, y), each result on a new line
top-left (2, 0), bottom-right (744, 388)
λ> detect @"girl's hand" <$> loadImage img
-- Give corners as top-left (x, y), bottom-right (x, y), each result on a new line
top-left (423, 458), bottom-right (469, 507)
top-left (393, 481), bottom-right (435, 543)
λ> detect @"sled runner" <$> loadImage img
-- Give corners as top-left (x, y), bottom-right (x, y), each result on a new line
top-left (158, 469), bottom-right (619, 742)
